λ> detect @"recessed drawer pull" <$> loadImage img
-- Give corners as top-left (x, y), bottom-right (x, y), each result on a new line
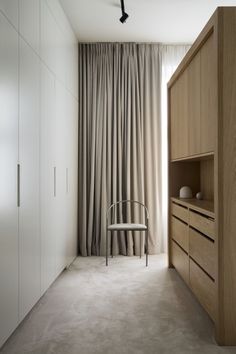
top-left (189, 227), bottom-right (216, 279)
top-left (172, 202), bottom-right (188, 223)
top-left (189, 259), bottom-right (215, 321)
top-left (189, 210), bottom-right (215, 240)
top-left (172, 241), bottom-right (189, 285)
top-left (171, 216), bottom-right (189, 252)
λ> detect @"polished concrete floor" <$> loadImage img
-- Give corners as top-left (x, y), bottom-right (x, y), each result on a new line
top-left (1, 255), bottom-right (236, 354)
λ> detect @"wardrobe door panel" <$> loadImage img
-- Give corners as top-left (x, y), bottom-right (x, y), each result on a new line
top-left (200, 34), bottom-right (216, 153)
top-left (54, 81), bottom-right (67, 275)
top-left (0, 0), bottom-right (18, 29)
top-left (40, 63), bottom-right (56, 295)
top-left (188, 52), bottom-right (201, 156)
top-left (19, 38), bottom-right (40, 321)
top-left (40, 0), bottom-right (65, 84)
top-left (19, 0), bottom-right (40, 54)
top-left (170, 81), bottom-right (179, 160)
top-left (170, 70), bottom-right (188, 160)
top-left (65, 94), bottom-right (78, 266)
top-left (0, 13), bottom-right (19, 347)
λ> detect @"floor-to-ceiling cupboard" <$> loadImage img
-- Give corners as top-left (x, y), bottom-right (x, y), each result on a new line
top-left (0, 0), bottom-right (78, 347)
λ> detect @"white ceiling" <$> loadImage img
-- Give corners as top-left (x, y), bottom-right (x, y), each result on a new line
top-left (59, 0), bottom-right (236, 43)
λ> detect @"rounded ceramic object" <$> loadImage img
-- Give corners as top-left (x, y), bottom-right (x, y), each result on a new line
top-left (179, 186), bottom-right (193, 199)
top-left (196, 192), bottom-right (203, 200)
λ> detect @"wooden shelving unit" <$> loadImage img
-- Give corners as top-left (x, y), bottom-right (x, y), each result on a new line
top-left (171, 197), bottom-right (214, 218)
top-left (168, 7), bottom-right (236, 345)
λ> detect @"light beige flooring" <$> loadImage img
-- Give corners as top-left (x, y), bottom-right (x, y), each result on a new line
top-left (1, 255), bottom-right (236, 354)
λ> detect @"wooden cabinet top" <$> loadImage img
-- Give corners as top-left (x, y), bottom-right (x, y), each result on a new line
top-left (171, 197), bottom-right (215, 219)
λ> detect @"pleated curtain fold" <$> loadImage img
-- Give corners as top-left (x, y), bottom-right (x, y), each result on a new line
top-left (78, 42), bottom-right (188, 257)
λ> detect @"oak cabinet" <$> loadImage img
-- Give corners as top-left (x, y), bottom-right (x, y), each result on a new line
top-left (200, 34), bottom-right (216, 153)
top-left (170, 34), bottom-right (216, 160)
top-left (189, 259), bottom-right (215, 320)
top-left (170, 69), bottom-right (188, 159)
top-left (188, 52), bottom-right (201, 156)
top-left (171, 241), bottom-right (189, 285)
top-left (169, 7), bottom-right (236, 345)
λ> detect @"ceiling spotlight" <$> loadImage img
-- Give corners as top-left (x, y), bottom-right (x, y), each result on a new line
top-left (120, 0), bottom-right (129, 23)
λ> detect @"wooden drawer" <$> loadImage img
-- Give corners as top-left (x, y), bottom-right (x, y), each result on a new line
top-left (189, 210), bottom-right (215, 240)
top-left (172, 241), bottom-right (189, 285)
top-left (189, 259), bottom-right (216, 321)
top-left (189, 228), bottom-right (216, 279)
top-left (171, 216), bottom-right (189, 252)
top-left (172, 202), bottom-right (188, 223)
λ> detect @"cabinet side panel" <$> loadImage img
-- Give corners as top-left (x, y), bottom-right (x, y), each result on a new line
top-left (219, 7), bottom-right (236, 345)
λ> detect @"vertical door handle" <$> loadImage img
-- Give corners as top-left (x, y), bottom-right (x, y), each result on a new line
top-left (66, 167), bottom-right (69, 194)
top-left (53, 167), bottom-right (56, 197)
top-left (17, 164), bottom-right (20, 207)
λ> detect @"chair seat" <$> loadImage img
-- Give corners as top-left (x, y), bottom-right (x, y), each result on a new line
top-left (107, 223), bottom-right (147, 231)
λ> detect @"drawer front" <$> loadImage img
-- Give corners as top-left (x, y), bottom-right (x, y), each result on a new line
top-left (172, 241), bottom-right (189, 285)
top-left (189, 210), bottom-right (215, 240)
top-left (189, 228), bottom-right (216, 279)
top-left (171, 216), bottom-right (189, 252)
top-left (172, 202), bottom-right (188, 223)
top-left (189, 259), bottom-right (216, 321)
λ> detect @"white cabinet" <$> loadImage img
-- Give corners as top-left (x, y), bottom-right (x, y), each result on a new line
top-left (19, 38), bottom-right (41, 321)
top-left (66, 94), bottom-right (78, 266)
top-left (0, 0), bottom-right (18, 29)
top-left (54, 85), bottom-right (78, 269)
top-left (54, 81), bottom-right (67, 275)
top-left (0, 0), bottom-right (78, 348)
top-left (40, 63), bottom-right (57, 295)
top-left (19, 0), bottom-right (40, 54)
top-left (0, 12), bottom-right (19, 347)
top-left (40, 0), bottom-right (65, 83)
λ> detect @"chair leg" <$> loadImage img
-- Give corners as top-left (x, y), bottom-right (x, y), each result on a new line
top-left (106, 229), bottom-right (108, 266)
top-left (146, 230), bottom-right (148, 267)
top-left (140, 233), bottom-right (142, 259)
top-left (111, 231), bottom-right (113, 258)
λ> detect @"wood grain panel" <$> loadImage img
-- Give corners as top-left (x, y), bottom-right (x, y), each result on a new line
top-left (189, 210), bottom-right (215, 240)
top-left (218, 7), bottom-right (236, 345)
top-left (170, 70), bottom-right (188, 160)
top-left (172, 202), bottom-right (189, 223)
top-left (200, 159), bottom-right (214, 201)
top-left (168, 6), bottom-right (236, 346)
top-left (172, 241), bottom-right (189, 285)
top-left (171, 197), bottom-right (214, 218)
top-left (189, 228), bottom-right (216, 279)
top-left (188, 52), bottom-right (201, 156)
top-left (200, 33), bottom-right (217, 153)
top-left (190, 259), bottom-right (216, 321)
top-left (170, 81), bottom-right (179, 160)
top-left (171, 216), bottom-right (189, 252)
top-left (170, 161), bottom-right (200, 198)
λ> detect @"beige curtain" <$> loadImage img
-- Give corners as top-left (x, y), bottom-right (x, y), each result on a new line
top-left (78, 43), bottom-right (163, 256)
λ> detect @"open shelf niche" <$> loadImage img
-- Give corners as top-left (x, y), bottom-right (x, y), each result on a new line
top-left (169, 154), bottom-right (214, 215)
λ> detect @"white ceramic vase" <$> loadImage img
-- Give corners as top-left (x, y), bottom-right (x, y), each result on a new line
top-left (179, 186), bottom-right (193, 199)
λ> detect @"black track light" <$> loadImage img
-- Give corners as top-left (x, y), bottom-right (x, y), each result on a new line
top-left (120, 0), bottom-right (129, 23)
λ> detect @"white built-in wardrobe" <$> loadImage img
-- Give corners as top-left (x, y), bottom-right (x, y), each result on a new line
top-left (0, 0), bottom-right (78, 347)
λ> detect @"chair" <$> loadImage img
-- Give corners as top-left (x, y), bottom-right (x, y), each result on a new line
top-left (106, 200), bottom-right (149, 266)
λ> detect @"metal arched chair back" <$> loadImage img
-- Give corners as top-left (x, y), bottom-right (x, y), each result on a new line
top-left (106, 200), bottom-right (149, 266)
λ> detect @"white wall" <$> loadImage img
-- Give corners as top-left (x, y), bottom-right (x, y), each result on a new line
top-left (0, 0), bottom-right (78, 347)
